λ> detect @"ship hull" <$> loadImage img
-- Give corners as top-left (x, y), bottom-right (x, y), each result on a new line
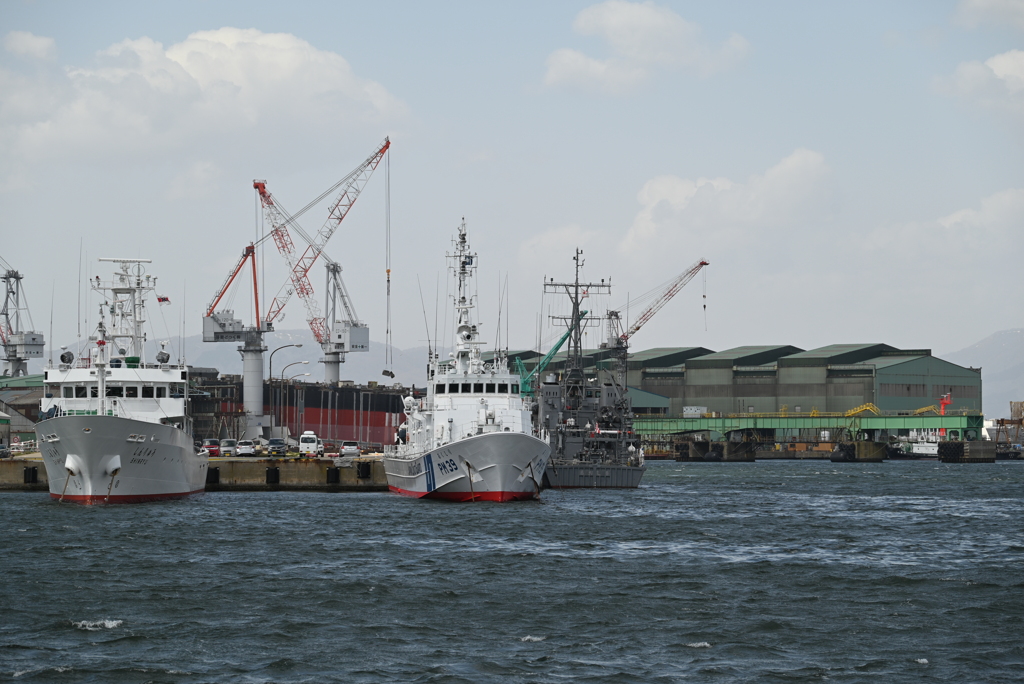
top-left (543, 463), bottom-right (646, 489)
top-left (36, 415), bottom-right (207, 505)
top-left (383, 432), bottom-right (550, 502)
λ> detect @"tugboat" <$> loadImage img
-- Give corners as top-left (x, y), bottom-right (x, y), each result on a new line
top-left (536, 250), bottom-right (646, 488)
top-left (382, 221), bottom-right (550, 501)
top-left (36, 258), bottom-right (207, 504)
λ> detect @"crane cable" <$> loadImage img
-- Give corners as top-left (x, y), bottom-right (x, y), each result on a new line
top-left (383, 149), bottom-right (394, 377)
top-left (703, 266), bottom-right (708, 331)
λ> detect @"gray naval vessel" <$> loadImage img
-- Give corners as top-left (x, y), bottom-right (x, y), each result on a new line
top-left (536, 250), bottom-right (645, 489)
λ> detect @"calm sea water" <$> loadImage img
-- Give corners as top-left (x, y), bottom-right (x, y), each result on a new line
top-left (3, 460), bottom-right (1023, 683)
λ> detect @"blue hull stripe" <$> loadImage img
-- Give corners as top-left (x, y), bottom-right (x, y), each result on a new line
top-left (425, 453), bottom-right (435, 492)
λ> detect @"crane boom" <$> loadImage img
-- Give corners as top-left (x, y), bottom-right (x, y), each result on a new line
top-left (517, 309), bottom-right (588, 396)
top-left (263, 137), bottom-right (390, 330)
top-left (620, 259), bottom-right (708, 341)
top-left (204, 244), bottom-right (260, 321)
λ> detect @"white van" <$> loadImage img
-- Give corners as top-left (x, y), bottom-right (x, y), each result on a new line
top-left (298, 431), bottom-right (323, 457)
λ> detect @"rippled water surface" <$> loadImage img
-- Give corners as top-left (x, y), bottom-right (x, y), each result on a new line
top-left (3, 460), bottom-right (1024, 682)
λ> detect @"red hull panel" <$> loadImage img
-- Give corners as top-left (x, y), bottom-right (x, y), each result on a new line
top-left (50, 489), bottom-right (205, 505)
top-left (389, 485), bottom-right (538, 502)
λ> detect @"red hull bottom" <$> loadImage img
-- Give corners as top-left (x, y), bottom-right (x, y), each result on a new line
top-left (50, 489), bottom-right (205, 505)
top-left (389, 485), bottom-right (538, 502)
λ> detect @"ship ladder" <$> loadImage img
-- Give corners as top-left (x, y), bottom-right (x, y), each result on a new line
top-left (464, 460), bottom-right (477, 502)
top-left (528, 462), bottom-right (541, 500)
top-left (59, 469), bottom-right (73, 502)
top-left (104, 468), bottom-right (120, 503)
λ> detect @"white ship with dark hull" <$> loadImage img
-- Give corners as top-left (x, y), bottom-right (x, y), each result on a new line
top-left (36, 258), bottom-right (207, 504)
top-left (383, 222), bottom-right (549, 502)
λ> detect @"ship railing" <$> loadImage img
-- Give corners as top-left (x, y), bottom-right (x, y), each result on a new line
top-left (45, 398), bottom-right (137, 419)
top-left (57, 360), bottom-right (182, 372)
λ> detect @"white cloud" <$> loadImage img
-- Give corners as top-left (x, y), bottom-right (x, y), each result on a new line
top-left (619, 148), bottom-right (831, 257)
top-left (165, 160), bottom-right (223, 200)
top-left (3, 31), bottom-right (56, 60)
top-left (957, 0), bottom-right (1024, 30)
top-left (862, 187), bottom-right (1024, 266)
top-left (544, 1), bottom-right (749, 94)
top-left (0, 28), bottom-right (405, 172)
top-left (944, 48), bottom-right (1024, 115)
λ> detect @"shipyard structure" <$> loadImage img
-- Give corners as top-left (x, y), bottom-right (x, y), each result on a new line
top-left (511, 343), bottom-right (986, 461)
top-left (513, 344), bottom-right (981, 415)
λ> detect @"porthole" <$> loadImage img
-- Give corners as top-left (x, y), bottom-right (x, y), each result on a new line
top-left (83, 428), bottom-right (92, 433)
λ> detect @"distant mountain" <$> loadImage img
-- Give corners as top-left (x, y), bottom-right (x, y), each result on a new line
top-left (939, 329), bottom-right (1024, 419)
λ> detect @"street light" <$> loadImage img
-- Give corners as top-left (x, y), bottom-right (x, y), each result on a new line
top-left (289, 372), bottom-right (311, 380)
top-left (269, 343), bottom-right (302, 437)
top-left (278, 361), bottom-right (309, 438)
top-left (269, 343), bottom-right (303, 388)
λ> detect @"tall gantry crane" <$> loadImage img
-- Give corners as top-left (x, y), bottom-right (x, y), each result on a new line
top-left (0, 256), bottom-right (44, 377)
top-left (254, 137), bottom-right (388, 382)
top-left (203, 139), bottom-right (390, 437)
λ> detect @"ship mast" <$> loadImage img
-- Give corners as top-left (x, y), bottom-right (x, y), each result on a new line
top-left (448, 219), bottom-right (484, 374)
top-left (545, 250), bottom-right (610, 400)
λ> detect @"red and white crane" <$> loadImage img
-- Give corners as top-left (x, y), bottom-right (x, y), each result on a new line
top-left (203, 139), bottom-right (391, 438)
top-left (605, 258), bottom-right (709, 348)
top-left (253, 137), bottom-right (389, 381)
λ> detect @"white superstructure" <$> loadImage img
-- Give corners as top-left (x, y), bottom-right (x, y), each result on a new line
top-left (383, 222), bottom-right (549, 501)
top-left (36, 259), bottom-right (207, 504)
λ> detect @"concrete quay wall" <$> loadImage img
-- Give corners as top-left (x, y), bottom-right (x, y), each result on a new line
top-left (206, 457), bottom-right (388, 491)
top-left (0, 455), bottom-right (389, 492)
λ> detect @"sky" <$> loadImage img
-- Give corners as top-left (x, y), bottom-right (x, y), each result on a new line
top-left (2, 0), bottom-right (1023, 377)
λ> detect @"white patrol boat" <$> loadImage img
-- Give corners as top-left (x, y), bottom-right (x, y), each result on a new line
top-left (383, 222), bottom-right (549, 501)
top-left (36, 258), bottom-right (207, 504)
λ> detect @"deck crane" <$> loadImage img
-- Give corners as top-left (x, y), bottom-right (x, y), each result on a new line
top-left (0, 256), bottom-right (45, 377)
top-left (602, 258), bottom-right (709, 384)
top-left (255, 137), bottom-right (389, 382)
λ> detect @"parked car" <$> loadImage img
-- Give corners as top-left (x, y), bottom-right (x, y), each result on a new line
top-left (340, 441), bottom-right (360, 457)
top-left (220, 439), bottom-right (238, 457)
top-left (267, 437), bottom-right (287, 457)
top-left (236, 440), bottom-right (257, 456)
top-left (298, 431), bottom-right (324, 457)
top-left (201, 438), bottom-right (221, 457)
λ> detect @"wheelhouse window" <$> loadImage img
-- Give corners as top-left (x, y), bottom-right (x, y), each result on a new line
top-left (142, 386), bottom-right (154, 398)
top-left (125, 386), bottom-right (139, 398)
top-left (461, 383), bottom-right (471, 393)
top-left (511, 384), bottom-right (519, 394)
top-left (498, 383), bottom-right (508, 393)
top-left (156, 386), bottom-right (167, 398)
top-left (486, 383), bottom-right (496, 393)
top-left (75, 386), bottom-right (87, 398)
top-left (435, 384), bottom-right (445, 394)
top-left (105, 386), bottom-right (123, 397)
top-left (170, 384), bottom-right (184, 397)
top-left (63, 386), bottom-right (74, 398)
top-left (90, 387), bottom-right (98, 398)
top-left (448, 383), bottom-right (460, 393)
top-left (473, 383), bottom-right (484, 393)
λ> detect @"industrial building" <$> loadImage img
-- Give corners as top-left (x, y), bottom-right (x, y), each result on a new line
top-left (512, 343), bottom-right (983, 417)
